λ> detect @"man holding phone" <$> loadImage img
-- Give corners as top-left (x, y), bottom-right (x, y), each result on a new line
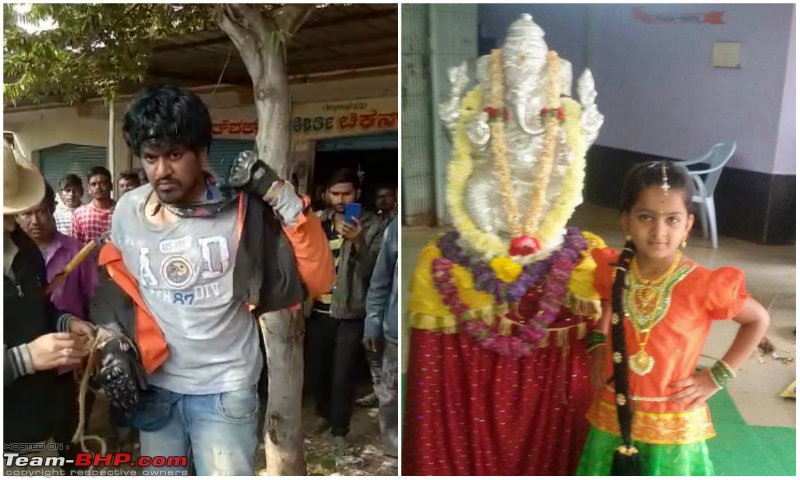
top-left (309, 168), bottom-right (384, 447)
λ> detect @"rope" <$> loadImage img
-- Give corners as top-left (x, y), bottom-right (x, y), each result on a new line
top-left (71, 334), bottom-right (108, 469)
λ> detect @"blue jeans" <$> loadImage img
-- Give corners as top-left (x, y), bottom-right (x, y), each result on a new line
top-left (134, 385), bottom-right (259, 476)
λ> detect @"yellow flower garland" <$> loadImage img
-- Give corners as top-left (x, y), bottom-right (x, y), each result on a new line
top-left (536, 97), bottom-right (587, 243)
top-left (522, 51), bottom-right (562, 235)
top-left (447, 87), bottom-right (509, 259)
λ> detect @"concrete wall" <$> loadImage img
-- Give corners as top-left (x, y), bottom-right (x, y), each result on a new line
top-left (401, 4), bottom-right (478, 226)
top-left (774, 10), bottom-right (796, 175)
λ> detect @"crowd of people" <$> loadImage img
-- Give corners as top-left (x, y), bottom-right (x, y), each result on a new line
top-left (4, 85), bottom-right (398, 476)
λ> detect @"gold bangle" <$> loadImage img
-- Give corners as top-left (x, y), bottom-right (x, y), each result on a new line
top-left (718, 359), bottom-right (736, 377)
top-left (707, 369), bottom-right (722, 390)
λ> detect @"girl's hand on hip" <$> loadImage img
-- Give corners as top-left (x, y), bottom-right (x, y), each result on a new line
top-left (668, 370), bottom-right (721, 409)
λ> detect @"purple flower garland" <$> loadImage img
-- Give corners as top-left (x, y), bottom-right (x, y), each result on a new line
top-left (432, 227), bottom-right (587, 358)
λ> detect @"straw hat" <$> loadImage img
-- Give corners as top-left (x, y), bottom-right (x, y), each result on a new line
top-left (4, 141), bottom-right (45, 215)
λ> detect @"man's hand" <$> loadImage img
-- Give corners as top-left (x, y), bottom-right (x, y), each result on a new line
top-left (27, 332), bottom-right (87, 371)
top-left (225, 151), bottom-right (281, 197)
top-left (68, 317), bottom-right (96, 353)
top-left (338, 217), bottom-right (364, 243)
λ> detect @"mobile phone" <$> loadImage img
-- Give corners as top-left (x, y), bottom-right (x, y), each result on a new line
top-left (344, 203), bottom-right (362, 225)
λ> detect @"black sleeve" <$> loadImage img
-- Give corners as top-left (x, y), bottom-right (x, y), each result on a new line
top-left (11, 227), bottom-right (71, 332)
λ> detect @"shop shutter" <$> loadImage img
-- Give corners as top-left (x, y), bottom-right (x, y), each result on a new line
top-left (206, 140), bottom-right (257, 180)
top-left (39, 144), bottom-right (107, 197)
top-left (315, 132), bottom-right (398, 152)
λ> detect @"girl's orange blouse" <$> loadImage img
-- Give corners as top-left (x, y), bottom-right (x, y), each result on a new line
top-left (587, 247), bottom-right (750, 444)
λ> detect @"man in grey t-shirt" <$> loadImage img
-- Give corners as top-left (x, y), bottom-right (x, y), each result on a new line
top-left (107, 86), bottom-right (326, 475)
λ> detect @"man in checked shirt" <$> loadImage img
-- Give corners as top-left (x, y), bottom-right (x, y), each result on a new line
top-left (71, 166), bottom-right (115, 245)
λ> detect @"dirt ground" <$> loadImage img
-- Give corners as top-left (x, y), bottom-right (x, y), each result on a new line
top-left (82, 384), bottom-right (395, 476)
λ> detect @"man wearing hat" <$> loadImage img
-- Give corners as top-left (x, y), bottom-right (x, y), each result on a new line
top-left (3, 139), bottom-right (95, 473)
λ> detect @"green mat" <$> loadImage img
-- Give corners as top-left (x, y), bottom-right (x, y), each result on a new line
top-left (705, 388), bottom-right (796, 476)
top-left (400, 374), bottom-right (795, 475)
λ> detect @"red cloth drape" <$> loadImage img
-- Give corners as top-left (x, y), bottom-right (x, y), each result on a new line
top-left (403, 294), bottom-right (594, 476)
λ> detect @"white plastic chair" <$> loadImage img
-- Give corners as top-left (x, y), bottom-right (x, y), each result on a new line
top-left (674, 141), bottom-right (736, 249)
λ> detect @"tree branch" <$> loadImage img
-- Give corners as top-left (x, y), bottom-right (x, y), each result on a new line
top-left (273, 4), bottom-right (315, 36)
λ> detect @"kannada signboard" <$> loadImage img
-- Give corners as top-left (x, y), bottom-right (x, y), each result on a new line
top-left (292, 97), bottom-right (398, 141)
top-left (209, 97), bottom-right (398, 142)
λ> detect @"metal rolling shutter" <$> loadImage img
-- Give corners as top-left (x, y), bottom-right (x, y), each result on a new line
top-left (206, 140), bottom-right (257, 180)
top-left (38, 144), bottom-right (107, 196)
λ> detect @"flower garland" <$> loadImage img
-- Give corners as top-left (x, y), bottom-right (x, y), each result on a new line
top-left (488, 49), bottom-right (523, 238)
top-left (522, 50), bottom-right (562, 236)
top-left (446, 65), bottom-right (589, 262)
top-left (438, 226), bottom-right (586, 304)
top-left (537, 97), bottom-right (587, 243)
top-left (446, 87), bottom-right (509, 259)
top-left (432, 226), bottom-right (588, 358)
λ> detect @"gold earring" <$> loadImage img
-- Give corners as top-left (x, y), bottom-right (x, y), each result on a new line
top-left (625, 233), bottom-right (632, 242)
top-left (681, 236), bottom-right (687, 249)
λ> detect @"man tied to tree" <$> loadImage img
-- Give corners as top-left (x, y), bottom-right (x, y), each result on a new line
top-left (89, 85), bottom-right (334, 475)
top-left (308, 168), bottom-right (384, 447)
top-left (71, 166), bottom-right (115, 245)
top-left (54, 174), bottom-right (84, 236)
top-left (16, 182), bottom-right (100, 470)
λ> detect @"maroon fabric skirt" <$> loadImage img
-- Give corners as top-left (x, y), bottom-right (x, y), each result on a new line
top-left (402, 317), bottom-right (593, 476)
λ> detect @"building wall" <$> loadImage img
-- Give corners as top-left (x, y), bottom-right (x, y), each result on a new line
top-left (774, 10), bottom-right (796, 175)
top-left (586, 4), bottom-right (794, 175)
top-left (401, 4), bottom-right (435, 226)
top-left (401, 3), bottom-right (478, 226)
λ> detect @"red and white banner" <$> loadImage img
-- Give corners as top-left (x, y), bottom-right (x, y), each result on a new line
top-left (633, 7), bottom-right (725, 25)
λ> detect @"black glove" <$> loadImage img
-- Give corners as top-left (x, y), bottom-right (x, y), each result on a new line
top-left (225, 150), bottom-right (281, 198)
top-left (90, 323), bottom-right (148, 413)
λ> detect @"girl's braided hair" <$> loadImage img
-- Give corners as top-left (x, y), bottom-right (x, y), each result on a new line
top-left (609, 161), bottom-right (694, 474)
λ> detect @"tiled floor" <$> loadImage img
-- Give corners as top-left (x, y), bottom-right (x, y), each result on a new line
top-left (400, 202), bottom-right (796, 429)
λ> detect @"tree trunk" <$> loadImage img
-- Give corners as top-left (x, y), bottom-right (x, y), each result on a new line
top-left (258, 310), bottom-right (307, 475)
top-left (216, 4), bottom-right (314, 475)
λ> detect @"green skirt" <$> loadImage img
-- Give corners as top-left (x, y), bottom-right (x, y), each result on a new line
top-left (576, 426), bottom-right (714, 476)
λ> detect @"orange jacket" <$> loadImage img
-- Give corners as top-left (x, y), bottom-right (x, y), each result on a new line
top-left (98, 193), bottom-right (335, 374)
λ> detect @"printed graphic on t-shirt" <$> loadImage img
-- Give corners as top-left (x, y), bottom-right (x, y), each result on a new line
top-left (136, 234), bottom-right (232, 307)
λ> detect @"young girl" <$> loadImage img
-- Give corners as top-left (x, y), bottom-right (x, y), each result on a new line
top-left (576, 161), bottom-right (770, 475)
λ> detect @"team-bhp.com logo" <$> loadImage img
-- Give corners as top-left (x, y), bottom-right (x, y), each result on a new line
top-left (4, 452), bottom-right (189, 476)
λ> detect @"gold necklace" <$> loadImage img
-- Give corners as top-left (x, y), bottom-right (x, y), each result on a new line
top-left (625, 252), bottom-right (684, 376)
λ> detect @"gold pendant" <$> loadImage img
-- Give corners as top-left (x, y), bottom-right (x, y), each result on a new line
top-left (628, 349), bottom-right (655, 376)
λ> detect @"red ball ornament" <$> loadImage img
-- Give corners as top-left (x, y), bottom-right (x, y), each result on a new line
top-left (509, 235), bottom-right (541, 256)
